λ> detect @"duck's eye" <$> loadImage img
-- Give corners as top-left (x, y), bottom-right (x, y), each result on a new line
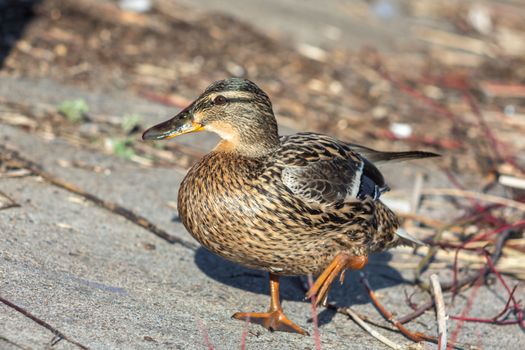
top-left (213, 95), bottom-right (227, 105)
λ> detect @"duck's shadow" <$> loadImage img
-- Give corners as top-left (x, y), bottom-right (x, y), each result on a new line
top-left (194, 247), bottom-right (408, 327)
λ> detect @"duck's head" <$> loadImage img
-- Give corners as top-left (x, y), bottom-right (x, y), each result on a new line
top-left (142, 78), bottom-right (279, 157)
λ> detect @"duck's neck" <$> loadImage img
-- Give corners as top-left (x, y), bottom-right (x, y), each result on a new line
top-left (214, 138), bottom-right (279, 158)
top-left (212, 121), bottom-right (280, 158)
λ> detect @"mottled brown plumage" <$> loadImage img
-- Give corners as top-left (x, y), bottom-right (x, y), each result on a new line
top-left (143, 78), bottom-right (438, 335)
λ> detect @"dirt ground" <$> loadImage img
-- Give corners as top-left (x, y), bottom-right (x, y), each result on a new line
top-left (1, 0), bottom-right (524, 349)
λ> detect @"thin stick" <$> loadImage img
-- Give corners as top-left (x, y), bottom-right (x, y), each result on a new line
top-left (449, 285), bottom-right (519, 324)
top-left (0, 335), bottom-right (31, 350)
top-left (0, 190), bottom-right (20, 210)
top-left (342, 307), bottom-right (402, 350)
top-left (0, 296), bottom-right (89, 349)
top-left (410, 172), bottom-right (424, 214)
top-left (430, 274), bottom-right (447, 350)
top-left (324, 303), bottom-right (398, 331)
top-left (333, 305), bottom-right (476, 350)
top-left (397, 300), bottom-right (434, 324)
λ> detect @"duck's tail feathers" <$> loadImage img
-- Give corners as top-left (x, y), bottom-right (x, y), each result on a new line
top-left (348, 144), bottom-right (440, 165)
top-left (396, 227), bottom-right (426, 246)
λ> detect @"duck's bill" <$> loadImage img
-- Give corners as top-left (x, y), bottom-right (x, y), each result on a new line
top-left (142, 107), bottom-right (203, 140)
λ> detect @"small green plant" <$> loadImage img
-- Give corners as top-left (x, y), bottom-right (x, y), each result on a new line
top-left (121, 114), bottom-right (142, 134)
top-left (153, 141), bottom-right (165, 150)
top-left (112, 138), bottom-right (135, 159)
top-left (57, 99), bottom-right (89, 123)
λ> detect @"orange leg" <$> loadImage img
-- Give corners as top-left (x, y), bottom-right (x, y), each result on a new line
top-left (232, 273), bottom-right (308, 335)
top-left (306, 253), bottom-right (368, 306)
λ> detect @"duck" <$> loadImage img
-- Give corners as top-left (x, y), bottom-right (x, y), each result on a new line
top-left (142, 78), bottom-right (438, 335)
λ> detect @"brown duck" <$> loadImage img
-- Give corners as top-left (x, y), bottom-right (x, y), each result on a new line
top-left (143, 78), bottom-right (437, 335)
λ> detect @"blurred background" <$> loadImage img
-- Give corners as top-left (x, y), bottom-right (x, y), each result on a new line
top-left (2, 0), bottom-right (525, 176)
top-left (1, 0), bottom-right (524, 349)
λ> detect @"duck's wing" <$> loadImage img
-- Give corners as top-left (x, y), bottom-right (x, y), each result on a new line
top-left (278, 133), bottom-right (387, 205)
top-left (277, 133), bottom-right (438, 205)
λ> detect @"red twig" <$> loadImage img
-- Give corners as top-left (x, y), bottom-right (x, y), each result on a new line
top-left (240, 316), bottom-right (250, 350)
top-left (448, 226), bottom-right (521, 345)
top-left (398, 300), bottom-right (434, 324)
top-left (472, 220), bottom-right (525, 244)
top-left (383, 65), bottom-right (525, 178)
top-left (360, 275), bottom-right (433, 343)
top-left (433, 242), bottom-right (481, 251)
top-left (484, 252), bottom-right (524, 328)
top-left (380, 62), bottom-right (525, 179)
top-left (450, 316), bottom-right (520, 325)
top-left (463, 89), bottom-right (525, 176)
top-left (440, 170), bottom-right (505, 226)
top-left (307, 275), bottom-right (322, 350)
top-left (196, 319), bottom-right (214, 350)
top-left (403, 289), bottom-right (419, 310)
top-left (449, 271), bottom-right (485, 348)
top-left (481, 82), bottom-right (525, 98)
top-left (451, 220), bottom-right (525, 298)
top-left (388, 66), bottom-right (524, 176)
top-left (463, 91), bottom-right (502, 165)
top-left (449, 285), bottom-right (519, 325)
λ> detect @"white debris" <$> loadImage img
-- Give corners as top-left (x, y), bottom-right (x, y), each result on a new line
top-left (504, 104), bottom-right (516, 117)
top-left (372, 0), bottom-right (400, 19)
top-left (499, 175), bottom-right (525, 190)
top-left (225, 62), bottom-right (245, 77)
top-left (390, 122), bottom-right (413, 138)
top-left (329, 81), bottom-right (343, 94)
top-left (119, 0), bottom-right (152, 13)
top-left (296, 43), bottom-right (327, 62)
top-left (468, 4), bottom-right (492, 35)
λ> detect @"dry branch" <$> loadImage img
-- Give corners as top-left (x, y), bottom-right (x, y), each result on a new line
top-left (0, 145), bottom-right (197, 250)
top-left (430, 274), bottom-right (447, 350)
top-left (360, 274), bottom-right (432, 343)
top-left (0, 190), bottom-right (20, 210)
top-left (0, 296), bottom-right (89, 349)
top-left (342, 307), bottom-right (402, 350)
top-left (499, 175), bottom-right (525, 190)
top-left (397, 300), bottom-right (434, 324)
